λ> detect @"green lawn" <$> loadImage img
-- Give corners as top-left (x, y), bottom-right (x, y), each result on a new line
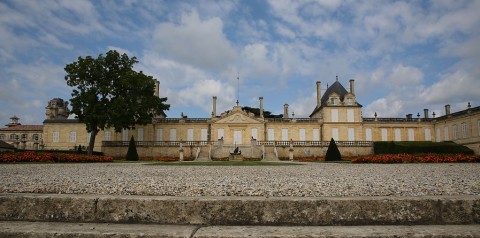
top-left (145, 161), bottom-right (302, 166)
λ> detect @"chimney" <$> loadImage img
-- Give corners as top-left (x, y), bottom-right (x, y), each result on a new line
top-left (212, 96), bottom-right (217, 118)
top-left (424, 109), bottom-right (429, 119)
top-left (155, 80), bottom-right (160, 97)
top-left (445, 104), bottom-right (451, 116)
top-left (283, 104), bottom-right (289, 119)
top-left (406, 114), bottom-right (412, 120)
top-left (316, 81), bottom-right (321, 106)
top-left (259, 97), bottom-right (264, 118)
top-left (349, 79), bottom-right (355, 95)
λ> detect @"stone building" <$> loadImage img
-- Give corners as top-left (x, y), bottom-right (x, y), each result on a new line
top-left (37, 79), bottom-right (480, 158)
top-left (0, 116), bottom-right (43, 150)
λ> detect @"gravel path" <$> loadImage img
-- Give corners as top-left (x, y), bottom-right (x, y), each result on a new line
top-left (1, 163), bottom-right (479, 197)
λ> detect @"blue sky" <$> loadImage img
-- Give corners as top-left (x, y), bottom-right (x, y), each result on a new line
top-left (1, 0), bottom-right (479, 125)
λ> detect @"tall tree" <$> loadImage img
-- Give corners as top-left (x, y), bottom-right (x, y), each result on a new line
top-left (65, 50), bottom-right (169, 155)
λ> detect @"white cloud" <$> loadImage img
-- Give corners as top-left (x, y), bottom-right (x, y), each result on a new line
top-left (152, 11), bottom-right (237, 71)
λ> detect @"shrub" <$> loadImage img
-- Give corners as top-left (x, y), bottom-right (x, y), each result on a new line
top-left (0, 151), bottom-right (113, 163)
top-left (325, 138), bottom-right (342, 161)
top-left (125, 136), bottom-right (139, 161)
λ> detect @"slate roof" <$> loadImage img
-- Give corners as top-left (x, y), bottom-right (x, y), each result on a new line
top-left (0, 125), bottom-right (43, 131)
top-left (321, 80), bottom-right (350, 105)
top-left (309, 80), bottom-right (361, 117)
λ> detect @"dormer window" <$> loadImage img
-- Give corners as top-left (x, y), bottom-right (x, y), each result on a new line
top-left (330, 98), bottom-right (337, 105)
top-left (347, 98), bottom-right (353, 105)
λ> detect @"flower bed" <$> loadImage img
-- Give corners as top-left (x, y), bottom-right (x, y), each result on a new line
top-left (351, 153), bottom-right (480, 163)
top-left (0, 151), bottom-right (113, 163)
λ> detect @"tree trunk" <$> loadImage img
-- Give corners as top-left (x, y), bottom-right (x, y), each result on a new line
top-left (87, 130), bottom-right (98, 155)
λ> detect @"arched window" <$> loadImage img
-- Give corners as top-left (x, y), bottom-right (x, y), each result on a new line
top-left (32, 134), bottom-right (39, 141)
top-left (10, 134), bottom-right (18, 140)
top-left (21, 134), bottom-right (28, 141)
top-left (0, 134), bottom-right (5, 140)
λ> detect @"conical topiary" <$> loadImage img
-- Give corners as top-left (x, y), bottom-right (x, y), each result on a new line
top-left (126, 136), bottom-right (139, 161)
top-left (325, 138), bottom-right (342, 161)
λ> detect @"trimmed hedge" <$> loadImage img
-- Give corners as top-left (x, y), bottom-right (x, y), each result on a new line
top-left (374, 141), bottom-right (474, 155)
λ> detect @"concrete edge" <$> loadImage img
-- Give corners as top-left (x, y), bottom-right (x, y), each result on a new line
top-left (1, 193), bottom-right (479, 226)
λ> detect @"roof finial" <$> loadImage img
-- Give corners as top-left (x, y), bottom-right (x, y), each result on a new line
top-left (336, 75), bottom-right (338, 81)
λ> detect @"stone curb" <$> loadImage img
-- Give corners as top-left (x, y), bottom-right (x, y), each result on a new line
top-left (1, 221), bottom-right (480, 238)
top-left (1, 193), bottom-right (479, 226)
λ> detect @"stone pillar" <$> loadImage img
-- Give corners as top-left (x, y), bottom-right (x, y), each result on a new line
top-left (445, 104), bottom-right (451, 116)
top-left (259, 97), bottom-right (264, 118)
top-left (316, 81), bottom-right (321, 106)
top-left (155, 80), bottom-right (160, 97)
top-left (283, 104), bottom-right (289, 119)
top-left (424, 109), bottom-right (429, 119)
top-left (349, 79), bottom-right (355, 95)
top-left (212, 96), bottom-right (217, 118)
top-left (289, 140), bottom-right (294, 161)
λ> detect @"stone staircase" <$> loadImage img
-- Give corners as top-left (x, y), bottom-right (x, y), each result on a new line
top-left (1, 193), bottom-right (479, 237)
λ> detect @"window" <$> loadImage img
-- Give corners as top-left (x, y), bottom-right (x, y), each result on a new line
top-left (281, 128), bottom-right (288, 141)
top-left (461, 123), bottom-right (467, 139)
top-left (348, 128), bottom-right (354, 141)
top-left (21, 134), bottom-right (27, 141)
top-left (187, 129), bottom-right (194, 141)
top-left (87, 132), bottom-right (91, 143)
top-left (332, 128), bottom-right (339, 141)
top-left (0, 134), bottom-right (5, 140)
top-left (347, 109), bottom-right (354, 122)
top-left (394, 128), bottom-right (401, 141)
top-left (32, 134), bottom-right (39, 141)
top-left (452, 125), bottom-right (458, 140)
top-left (267, 128), bottom-right (274, 141)
top-left (217, 128), bottom-right (224, 140)
top-left (365, 128), bottom-right (372, 141)
top-left (156, 129), bottom-right (163, 141)
top-left (53, 131), bottom-right (59, 143)
top-left (444, 126), bottom-right (449, 141)
top-left (425, 128), bottom-right (431, 141)
top-left (69, 131), bottom-right (76, 142)
top-left (169, 129), bottom-right (177, 141)
top-left (478, 120), bottom-right (480, 137)
top-left (313, 128), bottom-right (320, 141)
top-left (347, 98), bottom-right (353, 105)
top-left (408, 128), bottom-right (414, 141)
top-left (330, 98), bottom-right (337, 105)
top-left (251, 128), bottom-right (258, 140)
top-left (331, 109), bottom-right (338, 122)
top-left (201, 128), bottom-right (208, 141)
top-left (436, 128), bottom-right (441, 142)
top-left (299, 128), bottom-right (306, 141)
top-left (137, 128), bottom-right (144, 141)
top-left (381, 129), bottom-right (388, 141)
top-left (122, 129), bottom-right (128, 141)
top-left (10, 134), bottom-right (18, 140)
top-left (104, 131), bottom-right (111, 141)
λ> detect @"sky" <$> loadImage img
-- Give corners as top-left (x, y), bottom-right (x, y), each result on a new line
top-left (1, 0), bottom-right (480, 125)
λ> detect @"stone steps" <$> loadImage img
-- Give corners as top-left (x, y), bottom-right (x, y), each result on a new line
top-left (2, 221), bottom-right (479, 238)
top-left (1, 193), bottom-right (479, 237)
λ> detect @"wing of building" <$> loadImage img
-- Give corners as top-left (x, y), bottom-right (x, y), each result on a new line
top-left (4, 78), bottom-right (478, 158)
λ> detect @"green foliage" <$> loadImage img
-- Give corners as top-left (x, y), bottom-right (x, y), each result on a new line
top-left (241, 106), bottom-right (283, 118)
top-left (325, 138), bottom-right (342, 161)
top-left (126, 136), bottom-right (139, 161)
top-left (64, 50), bottom-right (170, 155)
top-left (374, 141), bottom-right (474, 155)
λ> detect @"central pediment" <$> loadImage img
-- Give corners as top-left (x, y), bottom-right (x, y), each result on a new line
top-left (215, 106), bottom-right (264, 124)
